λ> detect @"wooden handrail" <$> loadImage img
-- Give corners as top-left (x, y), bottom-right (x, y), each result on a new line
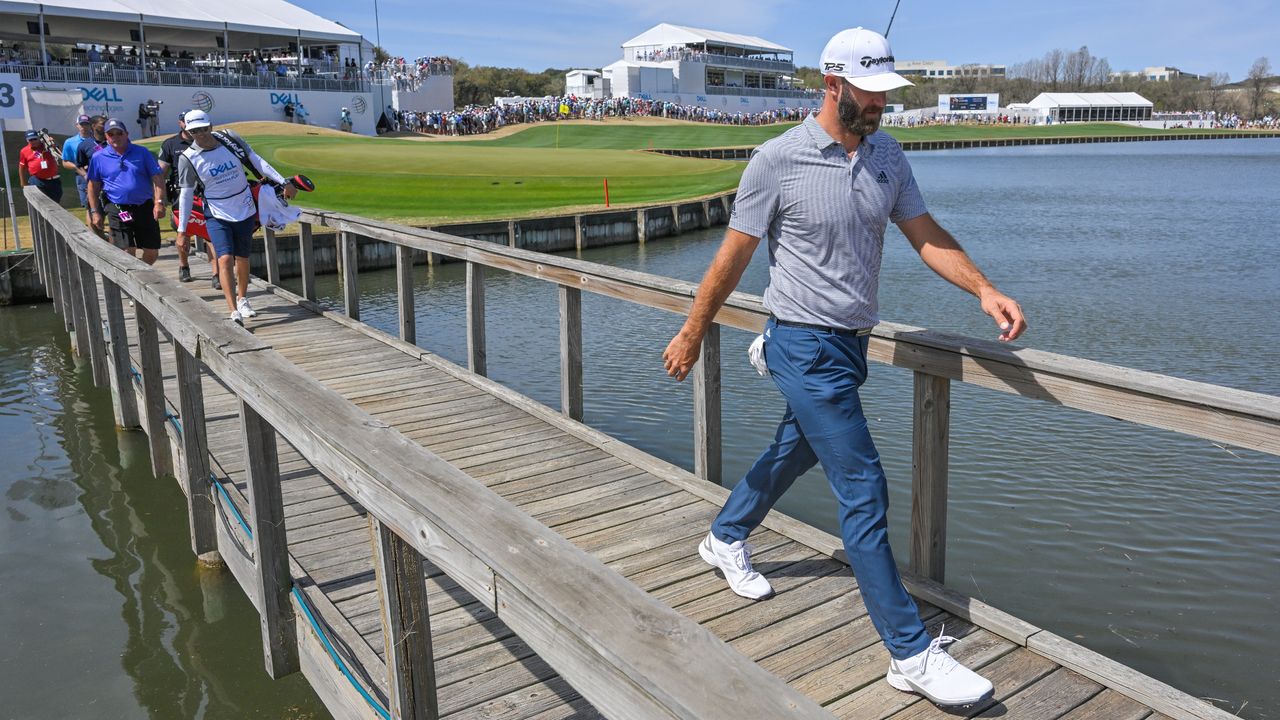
top-left (29, 187), bottom-right (835, 719)
top-left (299, 208), bottom-right (1280, 456)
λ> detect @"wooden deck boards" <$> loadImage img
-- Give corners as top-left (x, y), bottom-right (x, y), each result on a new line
top-left (90, 249), bottom-right (1182, 720)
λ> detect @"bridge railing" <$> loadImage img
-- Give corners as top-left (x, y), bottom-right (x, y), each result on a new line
top-left (294, 207), bottom-right (1280, 591)
top-left (25, 188), bottom-right (835, 719)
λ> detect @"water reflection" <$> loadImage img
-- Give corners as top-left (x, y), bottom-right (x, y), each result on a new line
top-left (0, 305), bottom-right (326, 719)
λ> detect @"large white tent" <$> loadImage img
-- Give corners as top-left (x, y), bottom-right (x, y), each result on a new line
top-left (1027, 92), bottom-right (1153, 122)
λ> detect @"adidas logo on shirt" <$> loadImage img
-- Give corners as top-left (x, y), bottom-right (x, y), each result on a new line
top-left (876, 170), bottom-right (889, 184)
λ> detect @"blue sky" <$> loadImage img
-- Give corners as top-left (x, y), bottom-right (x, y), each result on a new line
top-left (305, 0), bottom-right (1276, 82)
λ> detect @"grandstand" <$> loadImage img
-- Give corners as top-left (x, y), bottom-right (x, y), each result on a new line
top-left (0, 0), bottom-right (453, 134)
top-left (601, 23), bottom-right (822, 113)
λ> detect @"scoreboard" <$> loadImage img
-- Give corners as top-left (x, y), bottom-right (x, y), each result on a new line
top-left (938, 93), bottom-right (1000, 114)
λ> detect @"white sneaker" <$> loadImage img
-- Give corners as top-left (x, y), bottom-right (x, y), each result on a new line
top-left (698, 531), bottom-right (774, 600)
top-left (229, 310), bottom-right (244, 327)
top-left (236, 296), bottom-right (257, 318)
top-left (885, 627), bottom-right (994, 707)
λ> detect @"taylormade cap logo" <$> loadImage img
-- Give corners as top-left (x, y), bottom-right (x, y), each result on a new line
top-left (820, 27), bottom-right (913, 93)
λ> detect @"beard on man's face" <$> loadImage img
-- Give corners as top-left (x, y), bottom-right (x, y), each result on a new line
top-left (837, 83), bottom-right (883, 136)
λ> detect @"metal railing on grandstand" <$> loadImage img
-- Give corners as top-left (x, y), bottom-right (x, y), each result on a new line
top-left (704, 86), bottom-right (821, 99)
top-left (9, 62), bottom-right (369, 93)
top-left (629, 51), bottom-right (793, 72)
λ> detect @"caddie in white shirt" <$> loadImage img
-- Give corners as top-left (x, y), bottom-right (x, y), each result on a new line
top-left (664, 27), bottom-right (1027, 708)
top-left (176, 109), bottom-right (292, 325)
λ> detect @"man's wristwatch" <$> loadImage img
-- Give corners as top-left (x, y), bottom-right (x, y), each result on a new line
top-left (89, 208), bottom-right (102, 216)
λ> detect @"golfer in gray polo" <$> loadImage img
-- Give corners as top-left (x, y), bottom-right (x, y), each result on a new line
top-left (663, 27), bottom-right (1027, 708)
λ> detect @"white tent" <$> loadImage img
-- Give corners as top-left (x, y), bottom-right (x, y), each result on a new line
top-left (1027, 92), bottom-right (1153, 122)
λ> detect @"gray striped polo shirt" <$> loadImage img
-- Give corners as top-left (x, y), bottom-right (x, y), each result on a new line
top-left (730, 114), bottom-right (927, 330)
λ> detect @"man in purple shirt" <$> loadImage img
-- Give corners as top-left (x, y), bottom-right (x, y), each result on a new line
top-left (86, 118), bottom-right (166, 265)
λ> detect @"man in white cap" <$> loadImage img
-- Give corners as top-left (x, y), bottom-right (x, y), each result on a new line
top-left (663, 27), bottom-right (1025, 708)
top-left (175, 109), bottom-right (289, 325)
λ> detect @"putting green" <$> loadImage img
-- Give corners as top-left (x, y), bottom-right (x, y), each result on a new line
top-left (473, 121), bottom-right (800, 150)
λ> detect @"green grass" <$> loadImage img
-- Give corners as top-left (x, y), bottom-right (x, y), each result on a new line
top-left (474, 122), bottom-right (800, 150)
top-left (474, 120), bottom-right (1255, 150)
top-left (144, 134), bottom-right (745, 224)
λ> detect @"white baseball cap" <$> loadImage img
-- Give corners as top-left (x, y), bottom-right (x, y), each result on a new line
top-left (820, 27), bottom-right (912, 92)
top-left (183, 109), bottom-right (212, 129)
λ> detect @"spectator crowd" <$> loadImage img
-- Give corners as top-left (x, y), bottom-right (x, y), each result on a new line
top-left (381, 95), bottom-right (814, 136)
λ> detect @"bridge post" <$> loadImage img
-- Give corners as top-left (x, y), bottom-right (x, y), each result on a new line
top-left (240, 399), bottom-right (299, 678)
top-left (100, 279), bottom-right (141, 428)
top-left (693, 323), bottom-right (722, 485)
top-left (30, 213), bottom-right (47, 291)
top-left (42, 218), bottom-right (61, 314)
top-left (371, 517), bottom-right (439, 720)
top-left (574, 215), bottom-right (583, 252)
top-left (636, 209), bottom-right (646, 244)
top-left (135, 305), bottom-right (174, 478)
top-left (700, 200), bottom-right (711, 229)
top-left (298, 222), bottom-right (316, 301)
top-left (55, 231), bottom-right (74, 330)
top-left (559, 285), bottom-right (583, 421)
top-left (671, 204), bottom-right (682, 235)
top-left (910, 371), bottom-right (951, 583)
top-left (466, 262), bottom-right (486, 376)
top-left (263, 227), bottom-right (280, 285)
top-left (396, 244), bottom-right (416, 344)
top-left (76, 259), bottom-right (109, 389)
top-left (63, 243), bottom-right (92, 362)
top-left (175, 344), bottom-right (219, 560)
top-left (341, 231), bottom-right (360, 320)
top-left (507, 220), bottom-right (517, 248)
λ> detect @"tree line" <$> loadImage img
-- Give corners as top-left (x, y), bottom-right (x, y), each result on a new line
top-left (878, 48), bottom-right (1275, 119)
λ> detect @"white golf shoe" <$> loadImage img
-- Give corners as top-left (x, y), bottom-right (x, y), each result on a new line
top-left (236, 296), bottom-right (257, 318)
top-left (885, 627), bottom-right (994, 707)
top-left (698, 532), bottom-right (774, 600)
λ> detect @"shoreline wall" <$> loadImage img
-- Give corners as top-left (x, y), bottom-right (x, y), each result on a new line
top-left (250, 193), bottom-right (736, 280)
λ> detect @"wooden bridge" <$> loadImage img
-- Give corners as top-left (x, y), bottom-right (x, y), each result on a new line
top-left (24, 186), bottom-right (1276, 720)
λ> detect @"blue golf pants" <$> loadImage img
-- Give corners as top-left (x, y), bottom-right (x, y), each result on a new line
top-left (711, 318), bottom-right (931, 660)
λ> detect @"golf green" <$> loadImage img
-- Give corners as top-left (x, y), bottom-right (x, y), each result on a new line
top-left (163, 132), bottom-right (747, 224)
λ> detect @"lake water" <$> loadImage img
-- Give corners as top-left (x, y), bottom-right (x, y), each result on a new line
top-left (2, 138), bottom-right (1277, 718)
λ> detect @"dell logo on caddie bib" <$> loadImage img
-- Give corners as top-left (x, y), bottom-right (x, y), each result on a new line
top-left (860, 55), bottom-right (894, 68)
top-left (208, 161), bottom-right (238, 177)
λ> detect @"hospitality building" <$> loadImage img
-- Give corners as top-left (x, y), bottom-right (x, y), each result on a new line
top-left (600, 24), bottom-right (822, 112)
top-left (0, 0), bottom-right (453, 135)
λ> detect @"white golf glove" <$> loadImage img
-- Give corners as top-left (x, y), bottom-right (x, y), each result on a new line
top-left (748, 332), bottom-right (768, 377)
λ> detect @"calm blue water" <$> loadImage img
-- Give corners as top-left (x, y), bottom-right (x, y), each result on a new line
top-left (296, 138), bottom-right (1280, 718)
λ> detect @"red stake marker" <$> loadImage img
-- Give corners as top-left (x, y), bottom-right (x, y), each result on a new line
top-left (603, 178), bottom-right (610, 207)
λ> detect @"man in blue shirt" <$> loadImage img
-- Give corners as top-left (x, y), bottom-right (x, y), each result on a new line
top-left (60, 114), bottom-right (93, 208)
top-left (87, 118), bottom-right (166, 265)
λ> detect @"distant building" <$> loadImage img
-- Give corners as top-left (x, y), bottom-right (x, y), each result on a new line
top-left (601, 23), bottom-right (823, 112)
top-left (566, 70), bottom-right (610, 100)
top-left (897, 59), bottom-right (1006, 79)
top-left (1026, 92), bottom-right (1153, 122)
top-left (1110, 66), bottom-right (1202, 82)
